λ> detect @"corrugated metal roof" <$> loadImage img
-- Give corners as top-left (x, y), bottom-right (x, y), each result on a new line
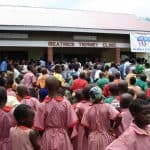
top-left (0, 5), bottom-right (150, 33)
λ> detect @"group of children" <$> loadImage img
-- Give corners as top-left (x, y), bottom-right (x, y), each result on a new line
top-left (0, 63), bottom-right (150, 150)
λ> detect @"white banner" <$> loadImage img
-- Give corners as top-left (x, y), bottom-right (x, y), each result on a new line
top-left (130, 33), bottom-right (150, 52)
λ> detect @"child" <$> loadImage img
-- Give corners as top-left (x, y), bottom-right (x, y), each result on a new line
top-left (34, 76), bottom-right (78, 150)
top-left (16, 85), bottom-right (39, 112)
top-left (117, 93), bottom-right (133, 136)
top-left (10, 104), bottom-right (40, 150)
top-left (75, 87), bottom-right (92, 150)
top-left (81, 86), bottom-right (120, 150)
top-left (104, 82), bottom-right (119, 104)
top-left (0, 86), bottom-right (13, 150)
top-left (106, 99), bottom-right (150, 150)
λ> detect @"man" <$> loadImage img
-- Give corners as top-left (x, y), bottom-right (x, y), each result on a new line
top-left (23, 65), bottom-right (36, 97)
top-left (71, 72), bottom-right (88, 92)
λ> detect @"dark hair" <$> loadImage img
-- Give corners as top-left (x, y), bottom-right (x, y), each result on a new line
top-left (109, 83), bottom-right (118, 95)
top-left (16, 86), bottom-right (29, 98)
top-left (136, 91), bottom-right (146, 100)
top-left (0, 74), bottom-right (5, 87)
top-left (108, 74), bottom-right (115, 82)
top-left (104, 65), bottom-right (109, 71)
top-left (82, 87), bottom-right (90, 99)
top-left (5, 76), bottom-right (14, 88)
top-left (75, 89), bottom-right (83, 102)
top-left (128, 88), bottom-right (135, 97)
top-left (0, 86), bottom-right (7, 108)
top-left (129, 98), bottom-right (149, 116)
top-left (80, 72), bottom-right (86, 79)
top-left (14, 104), bottom-right (33, 125)
top-left (130, 76), bottom-right (136, 85)
top-left (145, 63), bottom-right (150, 68)
top-left (27, 65), bottom-right (33, 71)
top-left (118, 81), bottom-right (128, 94)
top-left (41, 67), bottom-right (47, 74)
top-left (45, 76), bottom-right (60, 92)
top-left (120, 93), bottom-right (133, 108)
top-left (140, 75), bottom-right (146, 82)
top-left (115, 72), bottom-right (120, 79)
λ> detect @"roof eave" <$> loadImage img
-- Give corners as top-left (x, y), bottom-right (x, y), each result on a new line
top-left (0, 25), bottom-right (150, 34)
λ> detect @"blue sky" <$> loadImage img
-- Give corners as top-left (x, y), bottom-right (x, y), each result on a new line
top-left (0, 0), bottom-right (150, 17)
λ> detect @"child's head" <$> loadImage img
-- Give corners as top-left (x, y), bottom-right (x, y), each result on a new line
top-left (109, 82), bottom-right (118, 96)
top-left (115, 72), bottom-right (121, 79)
top-left (129, 76), bottom-right (136, 86)
top-left (89, 86), bottom-right (102, 104)
top-left (75, 89), bottom-right (83, 102)
top-left (128, 88), bottom-right (135, 99)
top-left (108, 74), bottom-right (115, 82)
top-left (5, 76), bottom-right (14, 88)
top-left (120, 93), bottom-right (133, 109)
top-left (14, 104), bottom-right (35, 128)
top-left (136, 91), bottom-right (146, 100)
top-left (82, 87), bottom-right (91, 100)
top-left (16, 86), bottom-right (29, 99)
top-left (45, 76), bottom-right (60, 95)
top-left (41, 67), bottom-right (48, 75)
top-left (129, 99), bottom-right (150, 128)
top-left (0, 86), bottom-right (7, 108)
top-left (118, 81), bottom-right (128, 94)
top-left (57, 87), bottom-right (65, 97)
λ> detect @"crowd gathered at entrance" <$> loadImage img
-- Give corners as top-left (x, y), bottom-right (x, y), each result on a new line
top-left (0, 57), bottom-right (150, 150)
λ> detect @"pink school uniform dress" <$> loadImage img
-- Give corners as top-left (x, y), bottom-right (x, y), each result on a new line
top-left (117, 108), bottom-right (133, 136)
top-left (106, 123), bottom-right (150, 150)
top-left (21, 96), bottom-right (40, 112)
top-left (34, 96), bottom-right (78, 150)
top-left (10, 126), bottom-right (34, 150)
top-left (74, 100), bottom-right (92, 150)
top-left (7, 88), bottom-right (16, 97)
top-left (0, 109), bottom-right (13, 150)
top-left (81, 103), bottom-right (119, 150)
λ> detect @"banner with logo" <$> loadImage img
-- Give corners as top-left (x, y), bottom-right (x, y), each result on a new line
top-left (130, 33), bottom-right (150, 52)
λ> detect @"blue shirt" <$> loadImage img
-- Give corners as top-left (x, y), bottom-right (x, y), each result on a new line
top-left (0, 61), bottom-right (7, 72)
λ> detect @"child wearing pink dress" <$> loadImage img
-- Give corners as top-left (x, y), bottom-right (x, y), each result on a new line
top-left (10, 104), bottom-right (40, 150)
top-left (74, 87), bottom-right (92, 150)
top-left (81, 86), bottom-right (120, 150)
top-left (117, 93), bottom-right (133, 136)
top-left (0, 86), bottom-right (13, 150)
top-left (106, 99), bottom-right (150, 150)
top-left (16, 85), bottom-right (39, 111)
top-left (34, 76), bottom-right (78, 150)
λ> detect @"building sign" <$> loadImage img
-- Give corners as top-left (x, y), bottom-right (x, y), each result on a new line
top-left (48, 41), bottom-right (116, 48)
top-left (130, 33), bottom-right (150, 52)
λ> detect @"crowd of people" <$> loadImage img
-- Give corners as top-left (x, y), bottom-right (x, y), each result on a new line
top-left (0, 57), bottom-right (150, 150)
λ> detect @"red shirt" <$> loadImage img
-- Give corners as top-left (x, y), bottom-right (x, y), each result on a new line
top-left (146, 88), bottom-right (150, 97)
top-left (103, 84), bottom-right (111, 97)
top-left (71, 78), bottom-right (88, 92)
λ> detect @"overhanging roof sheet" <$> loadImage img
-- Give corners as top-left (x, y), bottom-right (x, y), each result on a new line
top-left (0, 5), bottom-right (150, 33)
